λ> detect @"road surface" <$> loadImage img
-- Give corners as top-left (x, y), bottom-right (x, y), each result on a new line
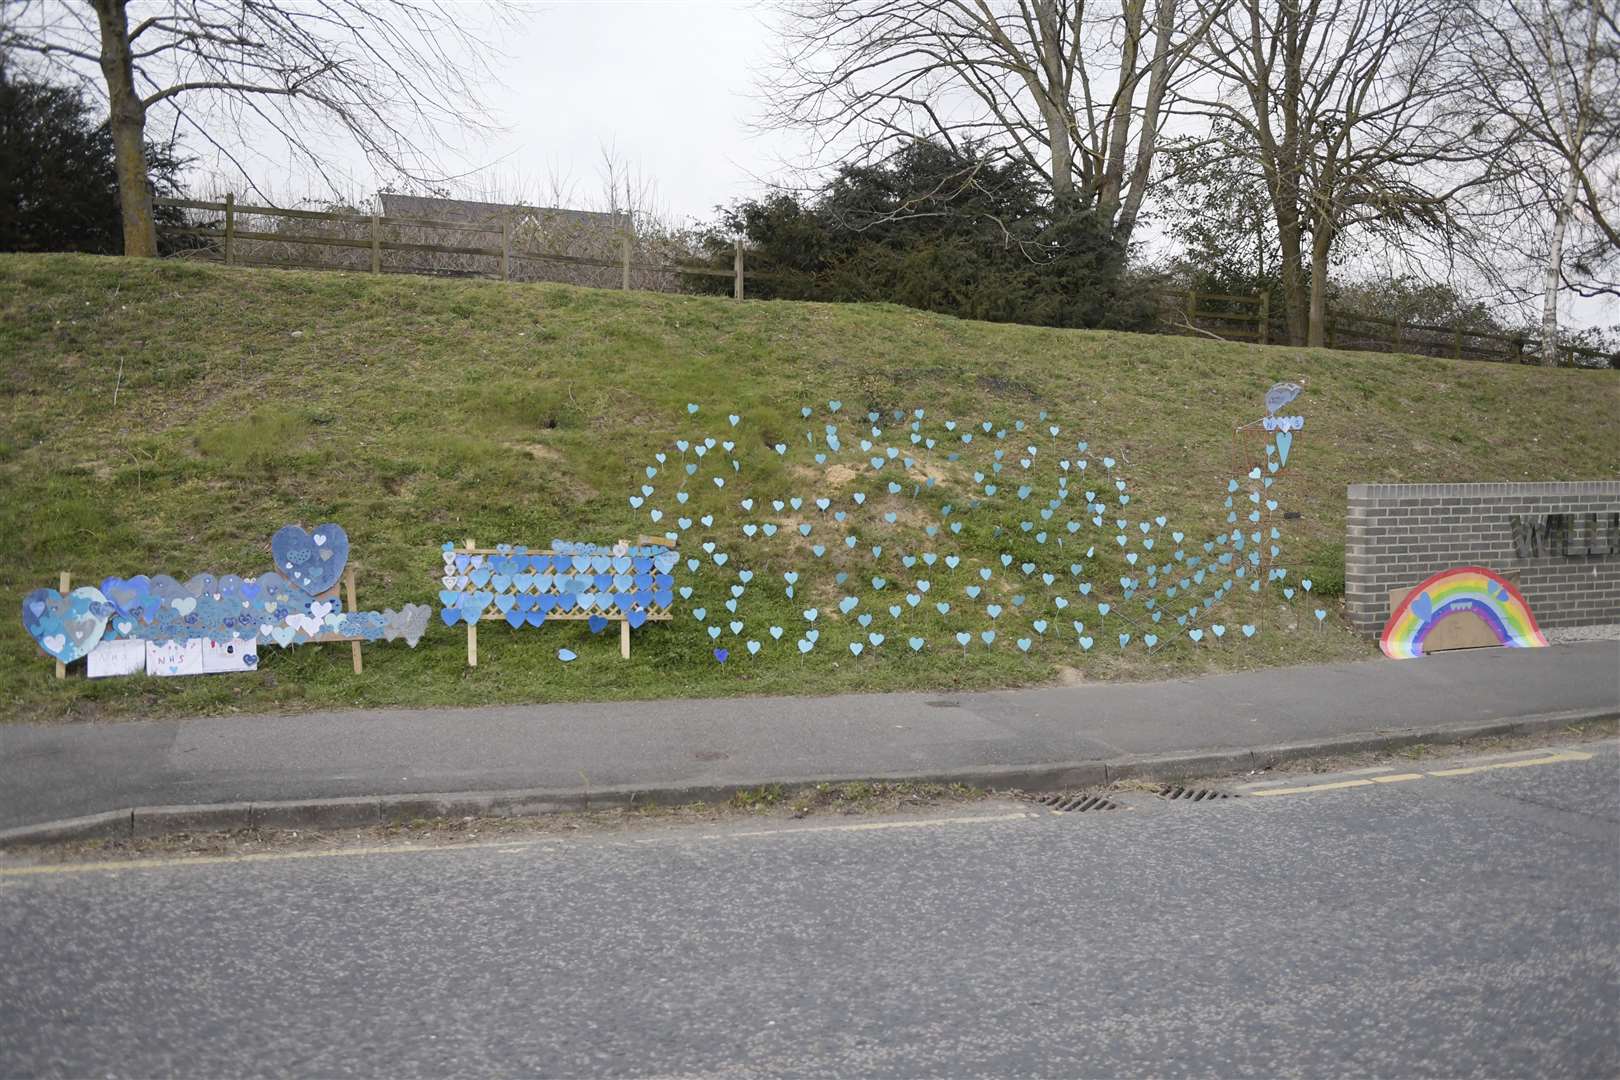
top-left (3, 741), bottom-right (1616, 1077)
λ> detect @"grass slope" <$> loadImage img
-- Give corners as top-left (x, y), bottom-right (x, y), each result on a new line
top-left (2, 253), bottom-right (1615, 724)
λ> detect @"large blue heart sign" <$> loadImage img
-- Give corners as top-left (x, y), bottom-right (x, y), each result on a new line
top-left (21, 586), bottom-right (112, 663)
top-left (271, 523), bottom-right (349, 594)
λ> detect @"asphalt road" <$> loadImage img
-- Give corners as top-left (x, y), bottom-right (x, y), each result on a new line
top-left (3, 742), bottom-right (1617, 1079)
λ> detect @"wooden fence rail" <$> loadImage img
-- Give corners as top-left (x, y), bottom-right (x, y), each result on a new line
top-left (157, 197), bottom-right (1615, 369)
top-left (1162, 287), bottom-right (1614, 368)
top-left (157, 195), bottom-right (747, 293)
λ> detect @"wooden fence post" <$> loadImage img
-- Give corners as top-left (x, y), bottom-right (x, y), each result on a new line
top-left (1257, 292), bottom-right (1269, 345)
top-left (501, 216), bottom-right (511, 282)
top-left (223, 193), bottom-right (235, 266)
top-left (1184, 289), bottom-right (1198, 332)
top-left (734, 238), bottom-right (744, 300)
top-left (1453, 323), bottom-right (1463, 359)
top-left (622, 228), bottom-right (631, 290)
top-left (464, 538), bottom-right (478, 667)
top-left (55, 570), bottom-right (70, 680)
top-left (345, 566), bottom-right (362, 674)
top-left (370, 214), bottom-right (381, 274)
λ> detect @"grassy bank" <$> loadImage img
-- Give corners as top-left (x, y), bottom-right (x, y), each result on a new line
top-left (2, 253), bottom-right (1614, 723)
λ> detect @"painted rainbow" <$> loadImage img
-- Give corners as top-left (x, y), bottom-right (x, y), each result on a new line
top-left (1380, 565), bottom-right (1547, 660)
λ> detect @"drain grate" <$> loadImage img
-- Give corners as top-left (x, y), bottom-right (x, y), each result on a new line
top-left (1155, 785), bottom-right (1237, 801)
top-left (1037, 792), bottom-right (1124, 813)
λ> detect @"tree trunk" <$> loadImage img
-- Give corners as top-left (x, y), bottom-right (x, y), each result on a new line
top-left (1044, 102), bottom-right (1076, 201)
top-left (1097, 0), bottom-right (1147, 226)
top-left (1031, 1), bottom-right (1075, 201)
top-left (1538, 167), bottom-right (1576, 366)
top-left (1272, 0), bottom-right (1309, 344)
top-left (1537, 0), bottom-right (1600, 369)
top-left (1273, 198), bottom-right (1308, 344)
top-left (1307, 228), bottom-right (1332, 347)
top-left (1113, 0), bottom-right (1180, 246)
top-left (92, 0), bottom-right (158, 257)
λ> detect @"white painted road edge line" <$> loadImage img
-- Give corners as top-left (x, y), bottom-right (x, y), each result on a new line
top-left (714, 811), bottom-right (1033, 841)
top-left (1244, 750), bottom-right (1595, 797)
top-left (0, 812), bottom-right (1038, 880)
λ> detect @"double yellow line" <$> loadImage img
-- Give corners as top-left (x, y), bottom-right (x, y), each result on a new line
top-left (1244, 749), bottom-right (1595, 798)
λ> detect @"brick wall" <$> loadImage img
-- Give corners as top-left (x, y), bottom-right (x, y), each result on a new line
top-left (1345, 482), bottom-right (1620, 634)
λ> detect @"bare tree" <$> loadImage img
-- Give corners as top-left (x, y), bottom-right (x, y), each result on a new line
top-left (1459, 0), bottom-right (1618, 364)
top-left (1, 0), bottom-right (508, 257)
top-left (761, 0), bottom-right (1224, 246)
top-left (1184, 0), bottom-right (1491, 345)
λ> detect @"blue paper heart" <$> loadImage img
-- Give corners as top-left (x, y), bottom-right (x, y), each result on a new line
top-left (270, 523), bottom-right (349, 594)
top-left (100, 575), bottom-right (158, 624)
top-left (21, 586), bottom-right (111, 662)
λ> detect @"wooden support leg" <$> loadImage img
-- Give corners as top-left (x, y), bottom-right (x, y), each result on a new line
top-left (345, 567), bottom-right (362, 674)
top-left (56, 570), bottom-right (70, 680)
top-left (465, 537), bottom-right (478, 668)
top-left (620, 618), bottom-right (631, 660)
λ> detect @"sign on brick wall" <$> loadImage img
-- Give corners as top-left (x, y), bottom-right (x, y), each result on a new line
top-left (1510, 513), bottom-right (1620, 558)
top-left (1345, 482), bottom-right (1620, 635)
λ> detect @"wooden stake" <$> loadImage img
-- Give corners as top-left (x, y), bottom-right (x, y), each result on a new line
top-left (620, 618), bottom-right (631, 660)
top-left (501, 215), bottom-right (511, 281)
top-left (465, 538), bottom-right (478, 667)
top-left (223, 193), bottom-right (236, 266)
top-left (345, 566), bottom-right (362, 674)
top-left (55, 570), bottom-right (69, 680)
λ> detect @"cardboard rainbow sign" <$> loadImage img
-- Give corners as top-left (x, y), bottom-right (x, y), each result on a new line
top-left (1380, 566), bottom-right (1547, 660)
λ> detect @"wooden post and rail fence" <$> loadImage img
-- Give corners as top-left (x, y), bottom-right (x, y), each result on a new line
top-left (158, 194), bottom-right (748, 297)
top-left (1165, 287), bottom-right (1615, 367)
top-left (157, 197), bottom-right (1615, 369)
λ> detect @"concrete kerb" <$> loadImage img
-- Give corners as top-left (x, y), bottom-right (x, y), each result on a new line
top-left (2, 706), bottom-right (1614, 851)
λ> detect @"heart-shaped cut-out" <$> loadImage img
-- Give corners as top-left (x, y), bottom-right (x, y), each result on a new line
top-left (271, 523), bottom-right (349, 594)
top-left (21, 586), bottom-right (112, 663)
top-left (100, 575), bottom-right (159, 624)
top-left (382, 603), bottom-right (432, 646)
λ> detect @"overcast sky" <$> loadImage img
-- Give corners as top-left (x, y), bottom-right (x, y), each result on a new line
top-left (481, 1), bottom-right (795, 225)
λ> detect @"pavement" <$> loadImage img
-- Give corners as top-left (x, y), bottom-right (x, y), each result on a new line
top-left (1, 640), bottom-right (1616, 844)
top-left (3, 740), bottom-right (1616, 1077)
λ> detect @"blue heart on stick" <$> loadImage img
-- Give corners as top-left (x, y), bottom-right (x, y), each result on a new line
top-left (270, 523), bottom-right (349, 594)
top-left (1275, 430), bottom-right (1293, 467)
top-left (21, 586), bottom-right (112, 663)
